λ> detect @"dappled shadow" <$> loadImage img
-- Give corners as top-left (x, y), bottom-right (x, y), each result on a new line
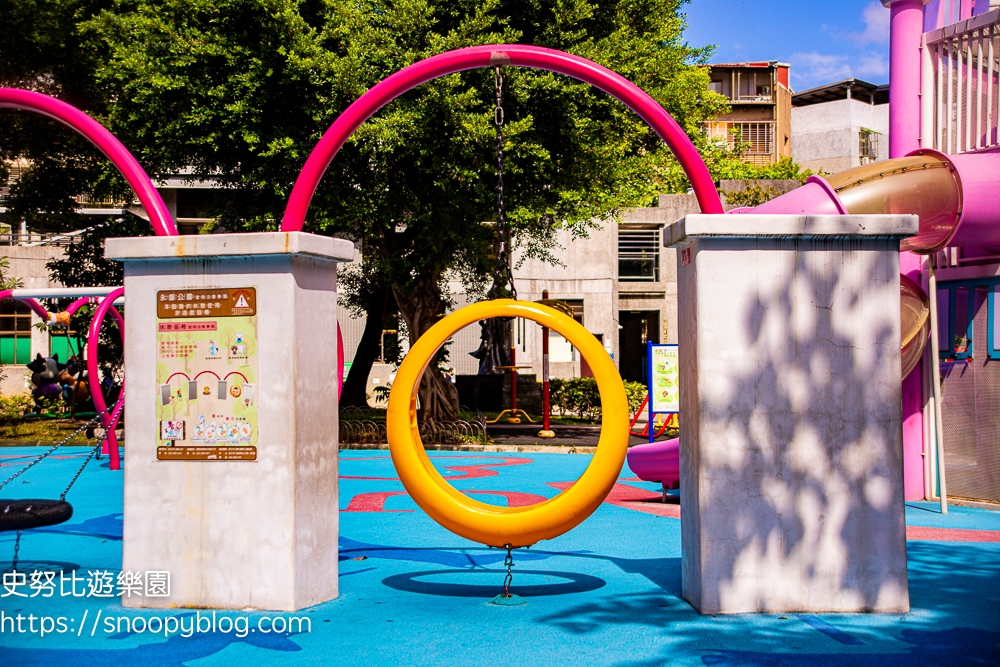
top-left (0, 624), bottom-right (304, 667)
top-left (679, 236), bottom-right (908, 611)
top-left (700, 627), bottom-right (1000, 666)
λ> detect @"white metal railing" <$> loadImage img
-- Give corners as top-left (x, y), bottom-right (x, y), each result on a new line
top-left (923, 9), bottom-right (1000, 153)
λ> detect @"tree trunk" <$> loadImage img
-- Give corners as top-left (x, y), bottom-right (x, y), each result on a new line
top-left (391, 273), bottom-right (459, 423)
top-left (340, 283), bottom-right (392, 408)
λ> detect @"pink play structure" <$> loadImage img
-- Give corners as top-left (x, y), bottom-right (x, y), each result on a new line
top-left (629, 0), bottom-right (1000, 508)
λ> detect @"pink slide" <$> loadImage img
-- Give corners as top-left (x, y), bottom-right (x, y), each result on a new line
top-left (626, 146), bottom-right (1000, 493)
top-left (627, 437), bottom-right (679, 490)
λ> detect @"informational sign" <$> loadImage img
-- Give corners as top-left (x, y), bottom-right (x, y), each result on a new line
top-left (155, 287), bottom-right (259, 461)
top-left (648, 343), bottom-right (679, 414)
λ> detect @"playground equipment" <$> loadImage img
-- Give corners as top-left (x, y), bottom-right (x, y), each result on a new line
top-left (0, 26), bottom-right (966, 614)
top-left (486, 346), bottom-right (536, 425)
top-left (280, 44), bottom-right (721, 555)
top-left (388, 299), bottom-right (628, 547)
top-left (626, 437), bottom-right (679, 492)
top-left (0, 402), bottom-right (124, 570)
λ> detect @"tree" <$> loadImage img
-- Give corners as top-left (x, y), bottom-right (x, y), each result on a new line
top-left (77, 0), bottom-right (728, 420)
top-left (0, 0), bottom-right (130, 234)
top-left (337, 258), bottom-right (397, 409)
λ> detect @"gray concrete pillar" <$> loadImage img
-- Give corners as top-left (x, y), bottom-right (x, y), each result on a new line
top-left (106, 232), bottom-right (353, 611)
top-left (665, 214), bottom-right (917, 614)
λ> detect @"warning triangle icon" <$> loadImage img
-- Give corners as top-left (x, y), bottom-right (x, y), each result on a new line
top-left (234, 294), bottom-right (250, 309)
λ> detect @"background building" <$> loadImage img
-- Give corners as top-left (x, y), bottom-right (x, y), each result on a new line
top-left (791, 78), bottom-right (890, 173)
top-left (704, 61), bottom-right (793, 165)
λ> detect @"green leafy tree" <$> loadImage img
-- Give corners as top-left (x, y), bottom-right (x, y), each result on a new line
top-left (4, 1), bottom-right (814, 421)
top-left (77, 0), bottom-right (728, 419)
top-left (0, 0), bottom-right (129, 233)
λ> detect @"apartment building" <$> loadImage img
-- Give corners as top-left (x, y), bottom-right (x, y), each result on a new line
top-left (704, 61), bottom-right (793, 165)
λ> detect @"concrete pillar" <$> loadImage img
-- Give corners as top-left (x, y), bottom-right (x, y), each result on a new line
top-left (106, 232), bottom-right (353, 611)
top-left (665, 213), bottom-right (918, 614)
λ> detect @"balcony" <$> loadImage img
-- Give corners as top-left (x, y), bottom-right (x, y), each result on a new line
top-left (703, 121), bottom-right (776, 165)
top-left (709, 69), bottom-right (775, 105)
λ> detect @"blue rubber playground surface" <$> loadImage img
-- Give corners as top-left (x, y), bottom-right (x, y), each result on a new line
top-left (1, 447), bottom-right (999, 666)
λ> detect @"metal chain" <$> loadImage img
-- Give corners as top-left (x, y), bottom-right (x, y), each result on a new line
top-left (0, 406), bottom-right (112, 493)
top-left (10, 531), bottom-right (21, 572)
top-left (61, 400), bottom-right (124, 500)
top-left (492, 66), bottom-right (516, 301)
top-left (502, 543), bottom-right (514, 597)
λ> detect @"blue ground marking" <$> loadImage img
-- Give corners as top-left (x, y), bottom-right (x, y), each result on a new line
top-left (0, 447), bottom-right (998, 666)
top-left (0, 628), bottom-right (306, 667)
top-left (700, 627), bottom-right (1000, 666)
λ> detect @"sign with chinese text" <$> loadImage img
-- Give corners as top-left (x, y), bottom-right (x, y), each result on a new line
top-left (155, 287), bottom-right (258, 461)
top-left (648, 344), bottom-right (679, 414)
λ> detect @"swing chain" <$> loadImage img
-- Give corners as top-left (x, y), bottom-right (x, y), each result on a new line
top-left (492, 66), bottom-right (516, 301)
top-left (9, 531), bottom-right (22, 573)
top-left (502, 542), bottom-right (514, 597)
top-left (0, 405), bottom-right (112, 493)
top-left (60, 400), bottom-right (124, 500)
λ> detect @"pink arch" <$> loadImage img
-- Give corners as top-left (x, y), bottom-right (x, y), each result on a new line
top-left (87, 288), bottom-right (125, 470)
top-left (281, 44), bottom-right (722, 230)
top-left (0, 88), bottom-right (177, 237)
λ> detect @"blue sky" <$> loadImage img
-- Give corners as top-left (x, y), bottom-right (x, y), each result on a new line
top-left (682, 0), bottom-right (890, 92)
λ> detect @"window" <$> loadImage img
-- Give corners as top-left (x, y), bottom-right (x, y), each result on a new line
top-left (0, 300), bottom-right (32, 365)
top-left (50, 331), bottom-right (82, 361)
top-left (989, 284), bottom-right (1000, 360)
top-left (619, 230), bottom-right (660, 282)
top-left (549, 300), bottom-right (584, 363)
top-left (702, 121), bottom-right (776, 165)
top-left (859, 128), bottom-right (880, 164)
top-left (937, 279), bottom-right (999, 360)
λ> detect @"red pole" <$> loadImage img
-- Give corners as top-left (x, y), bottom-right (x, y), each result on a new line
top-left (542, 290), bottom-right (550, 431)
top-left (510, 344), bottom-right (517, 413)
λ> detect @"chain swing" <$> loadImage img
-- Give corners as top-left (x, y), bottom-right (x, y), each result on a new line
top-left (481, 68), bottom-right (524, 604)
top-left (2, 401), bottom-right (123, 572)
top-left (471, 67), bottom-right (517, 379)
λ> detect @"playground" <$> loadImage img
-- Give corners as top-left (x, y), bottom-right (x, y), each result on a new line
top-left (2, 0), bottom-right (1000, 663)
top-left (1, 447), bottom-right (999, 666)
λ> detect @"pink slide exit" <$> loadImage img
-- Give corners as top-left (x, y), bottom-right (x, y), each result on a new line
top-left (627, 438), bottom-right (679, 490)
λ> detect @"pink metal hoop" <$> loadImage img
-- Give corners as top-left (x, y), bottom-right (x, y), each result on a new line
top-left (87, 288), bottom-right (125, 470)
top-left (0, 290), bottom-right (50, 320)
top-left (0, 88), bottom-right (176, 237)
top-left (281, 44), bottom-right (722, 230)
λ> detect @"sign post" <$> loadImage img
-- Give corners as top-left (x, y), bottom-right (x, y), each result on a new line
top-left (646, 342), bottom-right (679, 442)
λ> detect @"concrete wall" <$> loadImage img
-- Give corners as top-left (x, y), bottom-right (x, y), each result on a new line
top-left (498, 220), bottom-right (619, 380)
top-left (0, 245), bottom-right (68, 395)
top-left (792, 99), bottom-right (890, 174)
top-left (620, 200), bottom-right (690, 346)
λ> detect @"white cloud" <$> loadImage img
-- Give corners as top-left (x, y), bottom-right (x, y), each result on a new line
top-left (789, 49), bottom-right (888, 89)
top-left (789, 52), bottom-right (853, 86)
top-left (855, 51), bottom-right (889, 79)
top-left (823, 1), bottom-right (890, 45)
top-left (788, 3), bottom-right (890, 89)
top-left (852, 1), bottom-right (890, 45)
